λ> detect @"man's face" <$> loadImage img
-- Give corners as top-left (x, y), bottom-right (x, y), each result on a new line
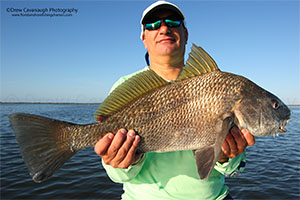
top-left (142, 10), bottom-right (188, 59)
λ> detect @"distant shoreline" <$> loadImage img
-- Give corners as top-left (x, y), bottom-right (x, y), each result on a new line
top-left (0, 102), bottom-right (100, 105)
top-left (1, 102), bottom-right (299, 107)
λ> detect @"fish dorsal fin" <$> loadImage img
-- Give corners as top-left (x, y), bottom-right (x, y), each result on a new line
top-left (94, 70), bottom-right (169, 119)
top-left (178, 44), bottom-right (220, 80)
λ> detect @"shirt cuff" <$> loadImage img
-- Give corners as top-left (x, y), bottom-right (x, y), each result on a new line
top-left (101, 153), bottom-right (146, 183)
top-left (214, 152), bottom-right (246, 177)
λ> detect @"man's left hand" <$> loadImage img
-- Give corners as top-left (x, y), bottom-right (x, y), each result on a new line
top-left (218, 127), bottom-right (255, 163)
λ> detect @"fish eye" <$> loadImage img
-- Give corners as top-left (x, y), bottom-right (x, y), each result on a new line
top-left (272, 100), bottom-right (280, 110)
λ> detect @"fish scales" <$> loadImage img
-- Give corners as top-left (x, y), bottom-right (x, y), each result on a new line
top-left (68, 71), bottom-right (245, 153)
top-left (9, 44), bottom-right (290, 183)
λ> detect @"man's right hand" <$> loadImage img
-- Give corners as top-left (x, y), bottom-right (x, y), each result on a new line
top-left (94, 129), bottom-right (141, 169)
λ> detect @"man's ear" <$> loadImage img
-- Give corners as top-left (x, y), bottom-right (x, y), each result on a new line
top-left (142, 33), bottom-right (148, 50)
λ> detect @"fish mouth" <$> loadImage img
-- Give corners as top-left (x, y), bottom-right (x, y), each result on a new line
top-left (278, 119), bottom-right (290, 133)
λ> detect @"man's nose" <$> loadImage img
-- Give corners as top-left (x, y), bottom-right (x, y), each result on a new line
top-left (159, 21), bottom-right (169, 33)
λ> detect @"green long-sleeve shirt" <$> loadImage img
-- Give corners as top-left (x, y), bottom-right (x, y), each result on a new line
top-left (100, 67), bottom-right (246, 200)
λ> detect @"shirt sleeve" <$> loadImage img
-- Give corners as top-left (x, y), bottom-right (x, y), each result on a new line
top-left (102, 154), bottom-right (146, 183)
top-left (214, 152), bottom-right (246, 177)
top-left (109, 67), bottom-right (149, 93)
top-left (100, 68), bottom-right (150, 183)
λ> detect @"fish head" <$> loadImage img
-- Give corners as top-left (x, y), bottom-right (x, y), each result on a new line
top-left (233, 91), bottom-right (291, 137)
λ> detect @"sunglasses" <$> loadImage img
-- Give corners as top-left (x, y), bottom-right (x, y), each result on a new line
top-left (144, 19), bottom-right (182, 30)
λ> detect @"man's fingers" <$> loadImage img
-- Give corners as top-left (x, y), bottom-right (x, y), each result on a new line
top-left (94, 128), bottom-right (142, 168)
top-left (94, 133), bottom-right (114, 156)
top-left (225, 131), bottom-right (238, 156)
top-left (120, 135), bottom-right (141, 168)
top-left (242, 129), bottom-right (255, 146)
top-left (113, 130), bottom-right (136, 166)
top-left (221, 139), bottom-right (230, 156)
top-left (220, 127), bottom-right (256, 161)
top-left (230, 127), bottom-right (247, 152)
top-left (106, 129), bottom-right (127, 161)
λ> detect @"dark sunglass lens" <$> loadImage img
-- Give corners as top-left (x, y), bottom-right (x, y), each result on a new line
top-left (165, 19), bottom-right (181, 27)
top-left (145, 20), bottom-right (161, 30)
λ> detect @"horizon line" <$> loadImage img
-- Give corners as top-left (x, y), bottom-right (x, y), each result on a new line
top-left (1, 102), bottom-right (299, 107)
top-left (0, 102), bottom-right (100, 105)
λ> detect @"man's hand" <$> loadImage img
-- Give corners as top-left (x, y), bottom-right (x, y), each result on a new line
top-left (95, 127), bottom-right (255, 167)
top-left (94, 129), bottom-right (141, 169)
top-left (218, 127), bottom-right (255, 163)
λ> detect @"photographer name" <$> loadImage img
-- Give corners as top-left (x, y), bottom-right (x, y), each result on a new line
top-left (6, 7), bottom-right (78, 14)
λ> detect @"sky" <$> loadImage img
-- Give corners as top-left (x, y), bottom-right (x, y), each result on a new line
top-left (1, 0), bottom-right (299, 104)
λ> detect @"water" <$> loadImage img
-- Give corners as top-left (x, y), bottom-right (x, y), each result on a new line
top-left (1, 104), bottom-right (299, 199)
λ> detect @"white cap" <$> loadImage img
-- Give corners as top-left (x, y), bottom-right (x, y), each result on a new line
top-left (140, 1), bottom-right (185, 40)
top-left (141, 1), bottom-right (185, 24)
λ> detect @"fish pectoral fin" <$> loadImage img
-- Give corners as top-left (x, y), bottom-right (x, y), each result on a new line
top-left (194, 113), bottom-right (234, 180)
top-left (193, 147), bottom-right (215, 180)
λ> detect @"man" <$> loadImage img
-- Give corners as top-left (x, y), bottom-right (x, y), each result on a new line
top-left (94, 1), bottom-right (255, 199)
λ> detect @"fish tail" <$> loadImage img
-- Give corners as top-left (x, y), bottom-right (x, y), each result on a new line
top-left (9, 113), bottom-right (80, 183)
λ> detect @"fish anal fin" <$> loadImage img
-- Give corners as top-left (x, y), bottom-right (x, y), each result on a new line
top-left (194, 112), bottom-right (234, 180)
